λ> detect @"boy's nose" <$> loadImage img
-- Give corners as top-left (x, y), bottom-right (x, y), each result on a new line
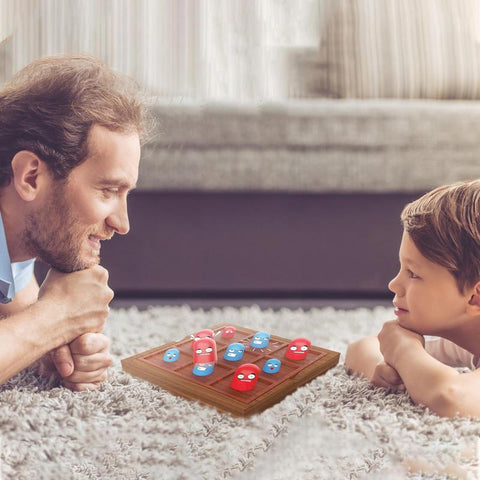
top-left (388, 273), bottom-right (403, 295)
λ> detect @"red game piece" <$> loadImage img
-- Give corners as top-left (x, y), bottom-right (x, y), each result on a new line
top-left (192, 338), bottom-right (217, 363)
top-left (230, 363), bottom-right (261, 391)
top-left (285, 338), bottom-right (311, 360)
top-left (221, 326), bottom-right (236, 338)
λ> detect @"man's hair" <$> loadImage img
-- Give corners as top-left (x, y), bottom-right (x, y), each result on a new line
top-left (401, 180), bottom-right (480, 292)
top-left (0, 54), bottom-right (150, 186)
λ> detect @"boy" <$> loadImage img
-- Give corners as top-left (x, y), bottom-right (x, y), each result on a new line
top-left (346, 180), bottom-right (480, 417)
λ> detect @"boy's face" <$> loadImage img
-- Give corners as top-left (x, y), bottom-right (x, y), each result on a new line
top-left (388, 231), bottom-right (471, 336)
top-left (23, 125), bottom-right (140, 272)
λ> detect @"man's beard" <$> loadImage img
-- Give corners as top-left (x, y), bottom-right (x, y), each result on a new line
top-left (23, 182), bottom-right (109, 273)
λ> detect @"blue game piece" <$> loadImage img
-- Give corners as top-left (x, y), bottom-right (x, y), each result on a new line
top-left (193, 362), bottom-right (215, 376)
top-left (262, 358), bottom-right (281, 374)
top-left (163, 348), bottom-right (180, 363)
top-left (250, 332), bottom-right (270, 349)
top-left (223, 343), bottom-right (245, 361)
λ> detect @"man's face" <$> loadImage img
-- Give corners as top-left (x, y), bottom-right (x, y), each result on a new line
top-left (23, 125), bottom-right (140, 272)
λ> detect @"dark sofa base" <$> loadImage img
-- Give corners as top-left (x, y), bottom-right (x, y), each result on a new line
top-left (92, 191), bottom-right (421, 299)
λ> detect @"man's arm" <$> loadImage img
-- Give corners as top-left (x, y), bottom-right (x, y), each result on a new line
top-left (0, 265), bottom-right (112, 386)
top-left (0, 273), bottom-right (40, 317)
top-left (378, 320), bottom-right (480, 417)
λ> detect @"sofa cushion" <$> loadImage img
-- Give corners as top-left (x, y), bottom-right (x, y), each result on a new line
top-left (312, 0), bottom-right (480, 99)
top-left (139, 99), bottom-right (480, 193)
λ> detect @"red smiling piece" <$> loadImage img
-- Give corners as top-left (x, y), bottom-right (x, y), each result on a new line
top-left (230, 363), bottom-right (261, 391)
top-left (192, 338), bottom-right (217, 363)
top-left (221, 326), bottom-right (236, 339)
top-left (285, 337), bottom-right (311, 360)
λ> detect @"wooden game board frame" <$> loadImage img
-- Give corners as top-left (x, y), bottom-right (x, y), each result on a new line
top-left (122, 323), bottom-right (340, 416)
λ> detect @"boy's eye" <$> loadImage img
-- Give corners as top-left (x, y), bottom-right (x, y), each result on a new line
top-left (407, 269), bottom-right (419, 279)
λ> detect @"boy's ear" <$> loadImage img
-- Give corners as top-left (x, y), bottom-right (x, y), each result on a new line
top-left (467, 282), bottom-right (480, 313)
top-left (11, 151), bottom-right (49, 201)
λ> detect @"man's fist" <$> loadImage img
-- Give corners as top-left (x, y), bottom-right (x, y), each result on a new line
top-left (45, 333), bottom-right (113, 391)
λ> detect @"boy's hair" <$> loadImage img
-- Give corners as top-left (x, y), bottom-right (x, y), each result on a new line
top-left (0, 54), bottom-right (151, 187)
top-left (401, 180), bottom-right (480, 293)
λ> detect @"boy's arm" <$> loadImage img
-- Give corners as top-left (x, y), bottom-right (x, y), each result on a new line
top-left (345, 335), bottom-right (405, 390)
top-left (378, 320), bottom-right (480, 417)
top-left (345, 336), bottom-right (384, 379)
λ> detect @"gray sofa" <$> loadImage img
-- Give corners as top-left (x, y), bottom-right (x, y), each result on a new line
top-left (99, 99), bottom-right (480, 299)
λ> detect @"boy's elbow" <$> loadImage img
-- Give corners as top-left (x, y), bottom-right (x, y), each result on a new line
top-left (345, 336), bottom-right (380, 378)
top-left (345, 341), bottom-right (361, 373)
top-left (424, 383), bottom-right (477, 418)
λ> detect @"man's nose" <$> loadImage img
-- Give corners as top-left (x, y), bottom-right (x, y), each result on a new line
top-left (107, 200), bottom-right (130, 235)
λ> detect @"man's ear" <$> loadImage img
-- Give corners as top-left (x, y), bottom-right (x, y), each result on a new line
top-left (467, 282), bottom-right (480, 314)
top-left (11, 151), bottom-right (48, 201)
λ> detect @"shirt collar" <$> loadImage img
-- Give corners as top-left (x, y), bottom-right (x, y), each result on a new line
top-left (0, 212), bottom-right (14, 303)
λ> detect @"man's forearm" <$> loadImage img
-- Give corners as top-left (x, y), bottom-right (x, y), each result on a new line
top-left (0, 274), bottom-right (40, 317)
top-left (0, 300), bottom-right (66, 384)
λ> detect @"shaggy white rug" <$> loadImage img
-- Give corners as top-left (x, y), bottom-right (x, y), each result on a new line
top-left (0, 305), bottom-right (479, 480)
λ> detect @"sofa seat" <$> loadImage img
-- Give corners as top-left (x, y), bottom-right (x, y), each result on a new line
top-left (139, 99), bottom-right (480, 193)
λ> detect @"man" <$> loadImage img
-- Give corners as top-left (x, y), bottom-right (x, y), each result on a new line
top-left (0, 54), bottom-right (147, 390)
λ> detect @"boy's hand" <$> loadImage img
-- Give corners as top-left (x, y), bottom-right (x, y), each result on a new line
top-left (371, 360), bottom-right (405, 391)
top-left (378, 320), bottom-right (425, 367)
top-left (49, 333), bottom-right (113, 391)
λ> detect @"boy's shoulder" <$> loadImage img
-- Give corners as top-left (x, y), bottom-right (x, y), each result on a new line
top-left (425, 337), bottom-right (479, 370)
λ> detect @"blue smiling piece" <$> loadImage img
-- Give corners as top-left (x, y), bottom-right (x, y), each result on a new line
top-left (193, 363), bottom-right (215, 376)
top-left (163, 348), bottom-right (180, 363)
top-left (223, 343), bottom-right (245, 361)
top-left (263, 358), bottom-right (281, 374)
top-left (250, 332), bottom-right (270, 349)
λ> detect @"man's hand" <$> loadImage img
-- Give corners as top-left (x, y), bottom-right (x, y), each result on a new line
top-left (38, 266), bottom-right (114, 346)
top-left (41, 333), bottom-right (113, 391)
top-left (371, 360), bottom-right (405, 391)
top-left (378, 320), bottom-right (425, 368)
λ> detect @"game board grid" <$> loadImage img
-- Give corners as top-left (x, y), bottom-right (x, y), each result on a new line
top-left (122, 323), bottom-right (340, 415)
top-left (139, 326), bottom-right (327, 404)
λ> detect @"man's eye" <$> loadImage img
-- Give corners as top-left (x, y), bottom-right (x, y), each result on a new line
top-left (103, 189), bottom-right (119, 198)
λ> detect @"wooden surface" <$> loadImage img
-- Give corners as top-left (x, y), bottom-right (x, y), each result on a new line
top-left (122, 323), bottom-right (340, 416)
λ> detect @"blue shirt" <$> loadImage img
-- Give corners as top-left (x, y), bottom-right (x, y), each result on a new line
top-left (0, 213), bottom-right (35, 304)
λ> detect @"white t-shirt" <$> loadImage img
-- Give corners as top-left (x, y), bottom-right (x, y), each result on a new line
top-left (425, 337), bottom-right (480, 370)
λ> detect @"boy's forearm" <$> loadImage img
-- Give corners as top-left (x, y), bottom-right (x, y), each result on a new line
top-left (390, 343), bottom-right (461, 416)
top-left (345, 336), bottom-right (384, 380)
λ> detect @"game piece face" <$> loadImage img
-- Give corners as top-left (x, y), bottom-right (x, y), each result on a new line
top-left (223, 343), bottom-right (245, 361)
top-left (193, 362), bottom-right (215, 376)
top-left (193, 338), bottom-right (217, 363)
top-left (122, 324), bottom-right (340, 416)
top-left (262, 358), bottom-right (281, 374)
top-left (221, 326), bottom-right (236, 338)
top-left (192, 329), bottom-right (215, 345)
top-left (250, 332), bottom-right (270, 348)
top-left (163, 348), bottom-right (180, 363)
top-left (285, 338), bottom-right (311, 360)
top-left (230, 364), bottom-right (260, 391)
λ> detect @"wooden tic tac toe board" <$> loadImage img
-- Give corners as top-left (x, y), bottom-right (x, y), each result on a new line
top-left (121, 323), bottom-right (340, 416)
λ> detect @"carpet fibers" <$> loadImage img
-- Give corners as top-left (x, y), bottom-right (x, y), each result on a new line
top-left (0, 305), bottom-right (479, 479)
